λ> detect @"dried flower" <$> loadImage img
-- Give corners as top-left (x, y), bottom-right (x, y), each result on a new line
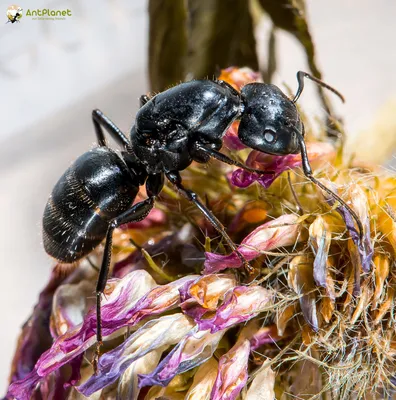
top-left (5, 67), bottom-right (396, 400)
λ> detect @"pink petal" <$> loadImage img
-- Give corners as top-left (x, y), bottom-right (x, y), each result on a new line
top-left (211, 339), bottom-right (251, 400)
top-left (138, 329), bottom-right (224, 387)
top-left (78, 314), bottom-right (194, 396)
top-left (231, 142), bottom-right (334, 189)
top-left (250, 324), bottom-right (282, 349)
top-left (223, 121), bottom-right (247, 151)
top-left (179, 274), bottom-right (237, 317)
top-left (8, 271), bottom-right (197, 400)
top-left (204, 214), bottom-right (301, 273)
top-left (182, 285), bottom-right (273, 332)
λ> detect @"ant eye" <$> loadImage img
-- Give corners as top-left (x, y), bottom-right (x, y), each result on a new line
top-left (264, 130), bottom-right (276, 143)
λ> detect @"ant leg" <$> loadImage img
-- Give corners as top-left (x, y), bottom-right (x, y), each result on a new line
top-left (194, 143), bottom-right (275, 175)
top-left (92, 109), bottom-right (131, 150)
top-left (293, 128), bottom-right (364, 241)
top-left (292, 71), bottom-right (345, 104)
top-left (146, 173), bottom-right (165, 197)
top-left (94, 197), bottom-right (155, 371)
top-left (139, 94), bottom-right (151, 107)
top-left (166, 171), bottom-right (253, 274)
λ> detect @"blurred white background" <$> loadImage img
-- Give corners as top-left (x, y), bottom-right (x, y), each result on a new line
top-left (0, 0), bottom-right (395, 394)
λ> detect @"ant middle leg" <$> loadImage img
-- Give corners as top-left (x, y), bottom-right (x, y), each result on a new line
top-left (165, 170), bottom-right (253, 274)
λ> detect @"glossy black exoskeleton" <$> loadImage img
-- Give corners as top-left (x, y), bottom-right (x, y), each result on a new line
top-left (43, 71), bottom-right (363, 365)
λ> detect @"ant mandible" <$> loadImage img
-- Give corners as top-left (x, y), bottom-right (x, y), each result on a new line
top-left (43, 71), bottom-right (363, 365)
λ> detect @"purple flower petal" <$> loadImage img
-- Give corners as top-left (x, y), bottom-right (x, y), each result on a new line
top-left (250, 324), bottom-right (282, 349)
top-left (204, 214), bottom-right (301, 273)
top-left (37, 270), bottom-right (160, 377)
top-left (182, 286), bottom-right (273, 332)
top-left (211, 339), bottom-right (251, 400)
top-left (238, 320), bottom-right (283, 350)
top-left (7, 370), bottom-right (42, 400)
top-left (5, 269), bottom-right (66, 399)
top-left (139, 328), bottom-right (224, 388)
top-left (35, 369), bottom-right (68, 400)
top-left (64, 354), bottom-right (83, 388)
top-left (223, 121), bottom-right (247, 151)
top-left (230, 168), bottom-right (258, 188)
top-left (231, 142), bottom-right (334, 189)
top-left (8, 271), bottom-right (197, 400)
top-left (77, 314), bottom-right (194, 396)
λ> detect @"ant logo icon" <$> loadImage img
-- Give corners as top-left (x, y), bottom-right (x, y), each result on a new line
top-left (6, 5), bottom-right (22, 23)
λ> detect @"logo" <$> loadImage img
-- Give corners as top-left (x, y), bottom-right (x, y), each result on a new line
top-left (6, 5), bottom-right (22, 23)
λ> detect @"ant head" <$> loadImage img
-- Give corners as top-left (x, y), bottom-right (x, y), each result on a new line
top-left (238, 83), bottom-right (302, 155)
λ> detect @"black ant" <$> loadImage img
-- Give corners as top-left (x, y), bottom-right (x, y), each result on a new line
top-left (42, 71), bottom-right (363, 365)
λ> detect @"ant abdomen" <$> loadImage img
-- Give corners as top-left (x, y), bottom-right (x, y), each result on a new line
top-left (42, 147), bottom-right (139, 263)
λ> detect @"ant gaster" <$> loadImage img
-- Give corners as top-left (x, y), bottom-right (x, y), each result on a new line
top-left (43, 71), bottom-right (363, 366)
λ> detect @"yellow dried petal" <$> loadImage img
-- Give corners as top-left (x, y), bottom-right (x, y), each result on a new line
top-left (276, 304), bottom-right (296, 336)
top-left (350, 282), bottom-right (372, 325)
top-left (302, 325), bottom-right (314, 345)
top-left (320, 297), bottom-right (334, 323)
top-left (288, 255), bottom-right (315, 293)
top-left (374, 287), bottom-right (394, 325)
top-left (346, 184), bottom-right (370, 227)
top-left (288, 255), bottom-right (319, 331)
top-left (378, 209), bottom-right (396, 254)
top-left (373, 255), bottom-right (390, 308)
top-left (343, 257), bottom-right (355, 310)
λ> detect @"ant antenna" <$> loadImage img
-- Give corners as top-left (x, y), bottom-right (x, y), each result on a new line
top-left (292, 71), bottom-right (345, 104)
top-left (293, 128), bottom-right (364, 241)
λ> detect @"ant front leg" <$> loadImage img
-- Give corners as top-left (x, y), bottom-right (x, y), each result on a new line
top-left (92, 109), bottom-right (131, 150)
top-left (293, 128), bottom-right (364, 241)
top-left (94, 197), bottom-right (155, 372)
top-left (194, 143), bottom-right (275, 175)
top-left (165, 171), bottom-right (253, 275)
